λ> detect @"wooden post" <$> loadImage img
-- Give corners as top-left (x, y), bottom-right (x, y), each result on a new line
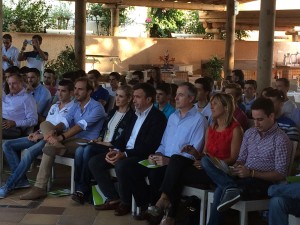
top-left (257, 0), bottom-right (276, 93)
top-left (75, 0), bottom-right (86, 70)
top-left (224, 0), bottom-right (236, 79)
top-left (111, 7), bottom-right (120, 36)
top-left (0, 0), bottom-right (3, 184)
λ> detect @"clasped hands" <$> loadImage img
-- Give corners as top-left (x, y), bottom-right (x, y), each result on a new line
top-left (105, 148), bottom-right (125, 165)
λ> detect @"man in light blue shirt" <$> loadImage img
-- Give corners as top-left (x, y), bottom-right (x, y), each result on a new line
top-left (20, 77), bottom-right (106, 200)
top-left (3, 73), bottom-right (38, 139)
top-left (128, 82), bottom-right (208, 220)
top-left (26, 67), bottom-right (51, 121)
top-left (0, 79), bottom-right (75, 198)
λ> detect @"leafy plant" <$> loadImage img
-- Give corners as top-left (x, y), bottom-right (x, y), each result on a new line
top-left (207, 56), bottom-right (224, 81)
top-left (149, 8), bottom-right (186, 38)
top-left (3, 0), bottom-right (52, 33)
top-left (50, 3), bottom-right (73, 29)
top-left (87, 3), bottom-right (133, 36)
top-left (45, 45), bottom-right (79, 79)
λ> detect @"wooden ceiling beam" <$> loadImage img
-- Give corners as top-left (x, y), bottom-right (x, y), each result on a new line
top-left (66, 0), bottom-right (226, 11)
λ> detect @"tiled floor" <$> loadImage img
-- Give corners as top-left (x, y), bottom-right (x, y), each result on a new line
top-left (0, 162), bottom-right (267, 225)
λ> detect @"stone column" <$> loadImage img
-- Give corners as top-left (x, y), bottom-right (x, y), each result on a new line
top-left (75, 0), bottom-right (86, 70)
top-left (111, 8), bottom-right (120, 36)
top-left (257, 0), bottom-right (276, 93)
top-left (224, 0), bottom-right (236, 79)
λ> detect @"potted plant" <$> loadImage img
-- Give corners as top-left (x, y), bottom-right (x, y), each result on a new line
top-left (207, 56), bottom-right (224, 81)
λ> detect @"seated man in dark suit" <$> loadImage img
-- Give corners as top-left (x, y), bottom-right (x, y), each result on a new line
top-left (89, 83), bottom-right (167, 216)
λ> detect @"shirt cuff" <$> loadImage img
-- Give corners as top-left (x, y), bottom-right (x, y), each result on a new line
top-left (77, 119), bottom-right (88, 130)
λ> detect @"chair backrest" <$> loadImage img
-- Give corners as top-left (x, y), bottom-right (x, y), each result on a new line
top-left (288, 141), bottom-right (299, 175)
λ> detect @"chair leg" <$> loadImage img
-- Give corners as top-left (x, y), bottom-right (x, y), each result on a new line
top-left (70, 164), bottom-right (75, 193)
top-left (132, 195), bottom-right (137, 215)
top-left (239, 210), bottom-right (248, 225)
top-left (200, 193), bottom-right (207, 225)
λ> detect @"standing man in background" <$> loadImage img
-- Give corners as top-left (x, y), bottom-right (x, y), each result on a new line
top-left (2, 34), bottom-right (20, 71)
top-left (18, 34), bottom-right (48, 73)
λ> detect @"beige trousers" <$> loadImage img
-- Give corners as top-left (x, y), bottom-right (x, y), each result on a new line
top-left (34, 121), bottom-right (86, 189)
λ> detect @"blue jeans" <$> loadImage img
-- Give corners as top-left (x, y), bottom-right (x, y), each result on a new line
top-left (74, 145), bottom-right (105, 194)
top-left (268, 183), bottom-right (300, 225)
top-left (201, 156), bottom-right (236, 225)
top-left (202, 156), bottom-right (272, 225)
top-left (3, 137), bottom-right (46, 189)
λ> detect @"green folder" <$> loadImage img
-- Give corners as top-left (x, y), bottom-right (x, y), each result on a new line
top-left (138, 159), bottom-right (161, 168)
top-left (92, 185), bottom-right (107, 205)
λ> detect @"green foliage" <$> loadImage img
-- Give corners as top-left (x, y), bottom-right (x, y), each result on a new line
top-left (50, 3), bottom-right (73, 30)
top-left (87, 3), bottom-right (133, 36)
top-left (45, 46), bottom-right (79, 78)
top-left (184, 11), bottom-right (206, 34)
top-left (3, 0), bottom-right (52, 33)
top-left (218, 30), bottom-right (250, 41)
top-left (207, 56), bottom-right (224, 81)
top-left (149, 8), bottom-right (186, 38)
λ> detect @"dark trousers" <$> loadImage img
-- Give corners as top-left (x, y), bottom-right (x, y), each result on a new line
top-left (88, 153), bottom-right (141, 205)
top-left (160, 155), bottom-right (213, 217)
top-left (129, 163), bottom-right (167, 207)
top-left (3, 127), bottom-right (22, 139)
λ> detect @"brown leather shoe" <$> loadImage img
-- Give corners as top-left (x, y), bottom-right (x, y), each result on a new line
top-left (20, 187), bottom-right (47, 200)
top-left (43, 145), bottom-right (66, 157)
top-left (94, 200), bottom-right (121, 210)
top-left (114, 203), bottom-right (131, 216)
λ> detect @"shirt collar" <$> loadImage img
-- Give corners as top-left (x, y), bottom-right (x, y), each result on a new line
top-left (9, 88), bottom-right (26, 97)
top-left (257, 122), bottom-right (278, 137)
top-left (175, 105), bottom-right (197, 118)
top-left (135, 104), bottom-right (153, 117)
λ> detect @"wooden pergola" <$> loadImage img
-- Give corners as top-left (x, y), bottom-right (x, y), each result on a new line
top-left (72, 0), bottom-right (282, 92)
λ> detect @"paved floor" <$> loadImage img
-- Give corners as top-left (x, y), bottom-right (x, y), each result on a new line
top-left (0, 161), bottom-right (268, 225)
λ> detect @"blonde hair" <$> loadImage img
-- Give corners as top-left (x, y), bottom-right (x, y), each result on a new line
top-left (210, 93), bottom-right (235, 128)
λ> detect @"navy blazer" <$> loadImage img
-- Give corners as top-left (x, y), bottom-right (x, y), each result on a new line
top-left (114, 106), bottom-right (167, 159)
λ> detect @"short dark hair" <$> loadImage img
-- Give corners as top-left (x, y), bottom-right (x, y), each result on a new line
top-left (27, 67), bottom-right (40, 77)
top-left (133, 83), bottom-right (156, 103)
top-left (232, 69), bottom-right (244, 81)
top-left (245, 80), bottom-right (257, 90)
top-left (75, 77), bottom-right (94, 92)
top-left (4, 66), bottom-right (20, 75)
top-left (62, 71), bottom-right (76, 82)
top-left (251, 97), bottom-right (274, 116)
top-left (58, 79), bottom-right (74, 92)
top-left (32, 34), bottom-right (42, 44)
top-left (3, 34), bottom-right (12, 41)
top-left (88, 69), bottom-right (101, 78)
top-left (195, 77), bottom-right (212, 93)
top-left (261, 87), bottom-right (274, 97)
top-left (265, 89), bottom-right (285, 102)
top-left (44, 68), bottom-right (55, 76)
top-left (178, 82), bottom-right (197, 100)
top-left (109, 72), bottom-right (121, 80)
top-left (156, 83), bottom-right (171, 96)
top-left (19, 66), bottom-right (29, 75)
top-left (276, 78), bottom-right (290, 87)
top-left (132, 71), bottom-right (144, 80)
